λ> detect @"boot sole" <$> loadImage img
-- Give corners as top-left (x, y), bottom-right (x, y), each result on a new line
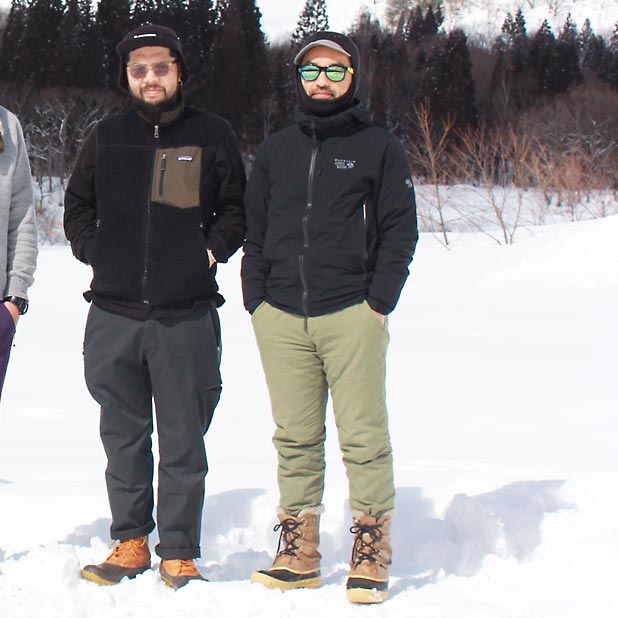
top-left (80, 568), bottom-right (122, 586)
top-left (250, 571), bottom-right (322, 591)
top-left (347, 587), bottom-right (389, 604)
top-left (81, 565), bottom-right (150, 586)
top-left (161, 573), bottom-right (207, 590)
top-left (161, 573), bottom-right (182, 590)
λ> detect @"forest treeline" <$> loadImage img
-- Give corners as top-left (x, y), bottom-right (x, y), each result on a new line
top-left (1, 0), bottom-right (617, 201)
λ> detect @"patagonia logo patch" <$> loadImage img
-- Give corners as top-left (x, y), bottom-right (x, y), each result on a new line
top-left (335, 158), bottom-right (356, 170)
top-left (177, 155), bottom-right (193, 162)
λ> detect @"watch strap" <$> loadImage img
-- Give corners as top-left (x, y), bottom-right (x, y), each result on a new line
top-left (3, 296), bottom-right (29, 315)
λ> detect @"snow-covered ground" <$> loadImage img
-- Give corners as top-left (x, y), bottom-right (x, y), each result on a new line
top-left (439, 0), bottom-right (618, 39)
top-left (0, 213), bottom-right (617, 617)
top-left (301, 0), bottom-right (618, 41)
top-left (415, 184), bottom-right (618, 243)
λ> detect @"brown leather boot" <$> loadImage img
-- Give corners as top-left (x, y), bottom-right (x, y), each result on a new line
top-left (160, 559), bottom-right (207, 590)
top-left (250, 507), bottom-right (322, 590)
top-left (346, 511), bottom-right (392, 604)
top-left (81, 537), bottom-right (151, 585)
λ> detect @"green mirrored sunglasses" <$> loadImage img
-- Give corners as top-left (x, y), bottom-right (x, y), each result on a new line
top-left (298, 63), bottom-right (354, 83)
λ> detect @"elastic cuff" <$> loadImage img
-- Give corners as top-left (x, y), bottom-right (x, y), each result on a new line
top-left (206, 235), bottom-right (228, 263)
top-left (366, 297), bottom-right (391, 315)
top-left (247, 299), bottom-right (264, 314)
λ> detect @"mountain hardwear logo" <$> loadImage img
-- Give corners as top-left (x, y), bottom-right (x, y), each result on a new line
top-left (335, 158), bottom-right (356, 170)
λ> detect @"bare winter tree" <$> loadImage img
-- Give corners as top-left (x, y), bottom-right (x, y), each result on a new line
top-left (451, 123), bottom-right (537, 244)
top-left (17, 91), bottom-right (123, 242)
top-left (547, 0), bottom-right (565, 17)
top-left (408, 100), bottom-right (456, 246)
top-left (22, 91), bottom-right (121, 187)
top-left (521, 82), bottom-right (618, 220)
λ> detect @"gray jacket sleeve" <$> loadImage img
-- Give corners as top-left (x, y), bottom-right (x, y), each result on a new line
top-left (1, 108), bottom-right (37, 300)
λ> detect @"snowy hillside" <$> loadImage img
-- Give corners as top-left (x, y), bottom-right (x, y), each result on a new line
top-left (0, 214), bottom-right (616, 617)
top-left (440, 0), bottom-right (618, 38)
top-left (367, 0), bottom-right (618, 38)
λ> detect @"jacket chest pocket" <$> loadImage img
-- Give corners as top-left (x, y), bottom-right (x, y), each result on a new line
top-left (151, 146), bottom-right (202, 209)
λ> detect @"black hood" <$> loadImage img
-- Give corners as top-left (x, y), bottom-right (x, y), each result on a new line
top-left (294, 31), bottom-right (361, 117)
top-left (295, 102), bottom-right (372, 140)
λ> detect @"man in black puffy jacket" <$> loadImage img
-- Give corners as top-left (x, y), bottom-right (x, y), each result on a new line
top-left (242, 31), bottom-right (418, 604)
top-left (64, 24), bottom-right (245, 590)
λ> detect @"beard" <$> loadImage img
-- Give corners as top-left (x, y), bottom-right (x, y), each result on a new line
top-left (131, 90), bottom-right (180, 120)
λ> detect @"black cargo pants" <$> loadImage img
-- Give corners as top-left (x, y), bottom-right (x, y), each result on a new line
top-left (83, 302), bottom-right (221, 560)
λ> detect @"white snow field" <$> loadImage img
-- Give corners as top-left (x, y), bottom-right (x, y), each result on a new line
top-left (0, 213), bottom-right (616, 617)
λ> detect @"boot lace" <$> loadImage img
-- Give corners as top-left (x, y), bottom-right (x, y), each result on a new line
top-left (273, 518), bottom-right (303, 558)
top-left (164, 559), bottom-right (199, 576)
top-left (108, 537), bottom-right (147, 563)
top-left (350, 522), bottom-right (384, 568)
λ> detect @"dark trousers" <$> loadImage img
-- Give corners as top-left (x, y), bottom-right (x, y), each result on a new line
top-left (83, 302), bottom-right (222, 560)
top-left (0, 303), bottom-right (16, 399)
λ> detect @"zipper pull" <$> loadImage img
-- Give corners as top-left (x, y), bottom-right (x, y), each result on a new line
top-left (154, 124), bottom-right (159, 139)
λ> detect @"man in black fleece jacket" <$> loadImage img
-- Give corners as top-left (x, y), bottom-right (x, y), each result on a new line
top-left (64, 24), bottom-right (245, 590)
top-left (242, 31), bottom-right (418, 604)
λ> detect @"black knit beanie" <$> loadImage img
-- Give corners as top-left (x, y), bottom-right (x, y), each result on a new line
top-left (294, 31), bottom-right (360, 116)
top-left (116, 24), bottom-right (189, 91)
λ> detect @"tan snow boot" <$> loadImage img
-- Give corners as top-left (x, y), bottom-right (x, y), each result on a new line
top-left (250, 507), bottom-right (322, 590)
top-left (346, 511), bottom-right (392, 604)
top-left (160, 559), bottom-right (207, 589)
top-left (81, 536), bottom-right (151, 585)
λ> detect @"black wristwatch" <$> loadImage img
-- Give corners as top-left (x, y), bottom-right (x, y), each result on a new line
top-left (3, 296), bottom-right (29, 315)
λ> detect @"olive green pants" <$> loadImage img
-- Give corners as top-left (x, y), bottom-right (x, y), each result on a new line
top-left (251, 301), bottom-right (394, 516)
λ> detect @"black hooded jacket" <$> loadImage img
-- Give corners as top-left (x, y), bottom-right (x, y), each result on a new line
top-left (241, 104), bottom-right (418, 317)
top-left (64, 103), bottom-right (246, 317)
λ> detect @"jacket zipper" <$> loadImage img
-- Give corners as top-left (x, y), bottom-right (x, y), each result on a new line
top-left (299, 125), bottom-right (319, 317)
top-left (142, 122), bottom-right (160, 304)
top-left (362, 200), bottom-right (369, 282)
